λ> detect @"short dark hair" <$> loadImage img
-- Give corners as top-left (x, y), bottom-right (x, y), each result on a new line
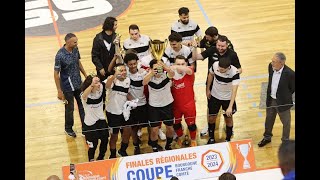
top-left (169, 32), bottom-right (182, 42)
top-left (205, 26), bottom-right (218, 37)
top-left (278, 140), bottom-right (295, 171)
top-left (81, 75), bottom-right (94, 92)
top-left (114, 63), bottom-right (125, 69)
top-left (124, 53), bottom-right (139, 64)
top-left (178, 7), bottom-right (189, 15)
top-left (149, 59), bottom-right (158, 68)
top-left (102, 17), bottom-right (117, 31)
top-left (174, 55), bottom-right (188, 63)
top-left (170, 176), bottom-right (179, 180)
top-left (129, 24), bottom-right (139, 31)
top-left (218, 57), bottom-right (231, 69)
top-left (217, 35), bottom-right (229, 43)
top-left (218, 172), bottom-right (236, 180)
top-left (64, 33), bottom-right (76, 42)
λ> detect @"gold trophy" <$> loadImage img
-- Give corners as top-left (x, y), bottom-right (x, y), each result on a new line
top-left (149, 39), bottom-right (167, 62)
top-left (194, 35), bottom-right (202, 47)
top-left (114, 33), bottom-right (124, 63)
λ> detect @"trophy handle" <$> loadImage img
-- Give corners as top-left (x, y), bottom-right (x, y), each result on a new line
top-left (164, 39), bottom-right (168, 49)
top-left (236, 144), bottom-right (239, 151)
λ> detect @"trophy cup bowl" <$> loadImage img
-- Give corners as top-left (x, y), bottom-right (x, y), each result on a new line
top-left (194, 35), bottom-right (202, 47)
top-left (194, 35), bottom-right (202, 42)
top-left (149, 39), bottom-right (167, 62)
top-left (237, 142), bottom-right (251, 169)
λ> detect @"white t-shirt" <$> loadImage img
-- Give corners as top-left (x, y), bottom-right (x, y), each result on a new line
top-left (162, 45), bottom-right (194, 66)
top-left (171, 19), bottom-right (202, 42)
top-left (209, 61), bottom-right (240, 100)
top-left (81, 83), bottom-right (106, 126)
top-left (148, 73), bottom-right (173, 107)
top-left (123, 34), bottom-right (151, 60)
top-left (128, 69), bottom-right (148, 106)
top-left (106, 77), bottom-right (130, 115)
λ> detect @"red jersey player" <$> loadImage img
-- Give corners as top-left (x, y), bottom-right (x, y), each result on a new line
top-left (171, 55), bottom-right (197, 147)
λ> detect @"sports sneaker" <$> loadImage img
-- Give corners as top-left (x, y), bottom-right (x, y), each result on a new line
top-left (182, 135), bottom-right (190, 147)
top-left (97, 153), bottom-right (105, 160)
top-left (109, 154), bottom-right (116, 159)
top-left (207, 138), bottom-right (215, 144)
top-left (117, 150), bottom-right (128, 157)
top-left (157, 144), bottom-right (164, 151)
top-left (134, 147), bottom-right (141, 155)
top-left (200, 126), bottom-right (208, 136)
top-left (148, 140), bottom-right (164, 151)
top-left (158, 129), bottom-right (166, 140)
top-left (65, 130), bottom-right (76, 138)
top-left (190, 140), bottom-right (197, 147)
top-left (165, 145), bottom-right (172, 150)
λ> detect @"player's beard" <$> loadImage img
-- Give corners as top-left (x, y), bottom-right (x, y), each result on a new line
top-left (218, 48), bottom-right (226, 54)
top-left (181, 20), bottom-right (189, 24)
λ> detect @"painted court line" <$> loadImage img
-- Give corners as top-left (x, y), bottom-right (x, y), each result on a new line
top-left (195, 0), bottom-right (213, 26)
top-left (47, 0), bottom-right (62, 47)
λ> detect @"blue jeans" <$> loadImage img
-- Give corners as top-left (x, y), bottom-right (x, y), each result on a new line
top-left (64, 89), bottom-right (85, 132)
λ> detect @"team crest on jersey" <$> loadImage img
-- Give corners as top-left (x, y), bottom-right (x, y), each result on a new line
top-left (174, 82), bottom-right (185, 89)
top-left (25, 0), bottom-right (133, 36)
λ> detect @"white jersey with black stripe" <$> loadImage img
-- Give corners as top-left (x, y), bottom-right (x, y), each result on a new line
top-left (106, 77), bottom-right (130, 115)
top-left (123, 34), bottom-right (151, 60)
top-left (148, 74), bottom-right (173, 107)
top-left (81, 83), bottom-right (105, 126)
top-left (162, 44), bottom-right (194, 66)
top-left (128, 69), bottom-right (148, 106)
top-left (171, 19), bottom-right (202, 42)
top-left (209, 61), bottom-right (240, 100)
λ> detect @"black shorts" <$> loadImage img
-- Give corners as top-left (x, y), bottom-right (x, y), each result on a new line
top-left (106, 111), bottom-right (133, 134)
top-left (130, 104), bottom-right (149, 127)
top-left (83, 119), bottom-right (109, 141)
top-left (207, 95), bottom-right (237, 117)
top-left (148, 103), bottom-right (174, 127)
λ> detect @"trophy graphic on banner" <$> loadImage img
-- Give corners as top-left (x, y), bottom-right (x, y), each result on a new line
top-left (236, 142), bottom-right (252, 169)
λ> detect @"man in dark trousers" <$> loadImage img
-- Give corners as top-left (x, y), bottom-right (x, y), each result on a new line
top-left (258, 52), bottom-right (295, 147)
top-left (54, 33), bottom-right (87, 138)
